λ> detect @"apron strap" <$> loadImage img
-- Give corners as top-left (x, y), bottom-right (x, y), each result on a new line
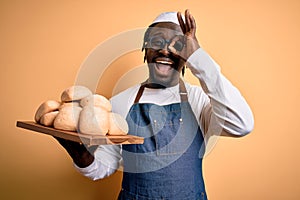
top-left (134, 79), bottom-right (188, 104)
top-left (179, 79), bottom-right (188, 102)
top-left (133, 83), bottom-right (146, 104)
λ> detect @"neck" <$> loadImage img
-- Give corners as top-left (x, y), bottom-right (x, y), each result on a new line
top-left (147, 78), bottom-right (179, 88)
top-left (144, 82), bottom-right (166, 89)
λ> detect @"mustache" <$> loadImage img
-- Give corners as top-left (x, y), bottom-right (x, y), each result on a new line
top-left (152, 53), bottom-right (179, 62)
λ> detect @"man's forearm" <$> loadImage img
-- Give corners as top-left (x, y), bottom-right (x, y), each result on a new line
top-left (66, 145), bottom-right (96, 168)
top-left (55, 137), bottom-right (97, 168)
top-left (187, 48), bottom-right (254, 136)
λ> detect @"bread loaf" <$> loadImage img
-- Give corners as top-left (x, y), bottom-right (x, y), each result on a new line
top-left (53, 106), bottom-right (82, 131)
top-left (59, 101), bottom-right (80, 109)
top-left (40, 111), bottom-right (59, 126)
top-left (79, 106), bottom-right (109, 135)
top-left (108, 112), bottom-right (128, 135)
top-left (80, 94), bottom-right (112, 111)
top-left (35, 100), bottom-right (61, 123)
top-left (61, 86), bottom-right (92, 102)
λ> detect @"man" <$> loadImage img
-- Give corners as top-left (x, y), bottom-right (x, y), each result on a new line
top-left (57, 10), bottom-right (254, 200)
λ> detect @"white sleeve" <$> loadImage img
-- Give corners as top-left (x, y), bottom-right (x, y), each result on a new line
top-left (74, 145), bottom-right (122, 181)
top-left (73, 86), bottom-right (139, 180)
top-left (187, 48), bottom-right (254, 137)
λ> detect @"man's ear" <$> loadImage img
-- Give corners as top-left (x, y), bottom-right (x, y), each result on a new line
top-left (182, 66), bottom-right (186, 76)
top-left (143, 49), bottom-right (147, 63)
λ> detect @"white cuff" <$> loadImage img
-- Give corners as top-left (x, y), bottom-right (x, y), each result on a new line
top-left (73, 159), bottom-right (97, 173)
top-left (186, 48), bottom-right (221, 95)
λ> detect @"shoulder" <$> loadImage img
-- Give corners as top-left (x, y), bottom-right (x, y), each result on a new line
top-left (184, 81), bottom-right (209, 107)
top-left (110, 84), bottom-right (141, 116)
top-left (184, 81), bottom-right (205, 97)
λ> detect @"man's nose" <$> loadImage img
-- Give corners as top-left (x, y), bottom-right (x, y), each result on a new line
top-left (158, 44), bottom-right (171, 56)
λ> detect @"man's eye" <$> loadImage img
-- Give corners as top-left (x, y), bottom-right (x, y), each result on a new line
top-left (174, 40), bottom-right (184, 51)
top-left (150, 37), bottom-right (165, 48)
top-left (152, 40), bottom-right (163, 46)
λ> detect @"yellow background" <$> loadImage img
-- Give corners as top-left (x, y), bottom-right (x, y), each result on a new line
top-left (1, 0), bottom-right (300, 199)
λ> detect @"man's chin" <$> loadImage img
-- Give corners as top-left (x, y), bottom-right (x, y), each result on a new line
top-left (150, 73), bottom-right (180, 87)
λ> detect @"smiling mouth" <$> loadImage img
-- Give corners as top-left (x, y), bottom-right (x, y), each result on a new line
top-left (154, 59), bottom-right (174, 74)
top-left (156, 60), bottom-right (173, 65)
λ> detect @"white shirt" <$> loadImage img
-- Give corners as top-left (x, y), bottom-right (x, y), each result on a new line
top-left (74, 48), bottom-right (254, 180)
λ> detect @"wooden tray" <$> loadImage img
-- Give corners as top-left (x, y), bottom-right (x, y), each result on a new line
top-left (16, 121), bottom-right (144, 145)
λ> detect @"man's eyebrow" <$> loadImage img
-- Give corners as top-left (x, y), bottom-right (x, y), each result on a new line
top-left (149, 32), bottom-right (183, 38)
top-left (174, 33), bottom-right (183, 36)
top-left (149, 32), bottom-right (164, 37)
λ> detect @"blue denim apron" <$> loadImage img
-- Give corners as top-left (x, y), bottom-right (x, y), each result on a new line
top-left (118, 80), bottom-right (207, 200)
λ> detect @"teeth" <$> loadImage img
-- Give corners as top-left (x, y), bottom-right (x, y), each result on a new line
top-left (156, 60), bottom-right (172, 65)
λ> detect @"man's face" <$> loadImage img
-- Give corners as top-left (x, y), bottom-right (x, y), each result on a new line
top-left (145, 22), bottom-right (185, 87)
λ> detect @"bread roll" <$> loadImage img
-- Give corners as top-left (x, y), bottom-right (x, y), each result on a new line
top-left (35, 100), bottom-right (61, 123)
top-left (61, 86), bottom-right (92, 102)
top-left (59, 101), bottom-right (80, 109)
top-left (53, 106), bottom-right (82, 131)
top-left (80, 94), bottom-right (112, 111)
top-left (79, 106), bottom-right (109, 135)
top-left (108, 112), bottom-right (128, 135)
top-left (40, 111), bottom-right (59, 126)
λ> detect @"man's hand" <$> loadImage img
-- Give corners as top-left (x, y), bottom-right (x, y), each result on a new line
top-left (169, 9), bottom-right (200, 61)
top-left (55, 137), bottom-right (98, 168)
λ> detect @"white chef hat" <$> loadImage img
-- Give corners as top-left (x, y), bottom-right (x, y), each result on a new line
top-left (151, 12), bottom-right (185, 26)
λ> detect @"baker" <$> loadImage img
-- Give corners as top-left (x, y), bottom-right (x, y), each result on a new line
top-left (56, 10), bottom-right (254, 199)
